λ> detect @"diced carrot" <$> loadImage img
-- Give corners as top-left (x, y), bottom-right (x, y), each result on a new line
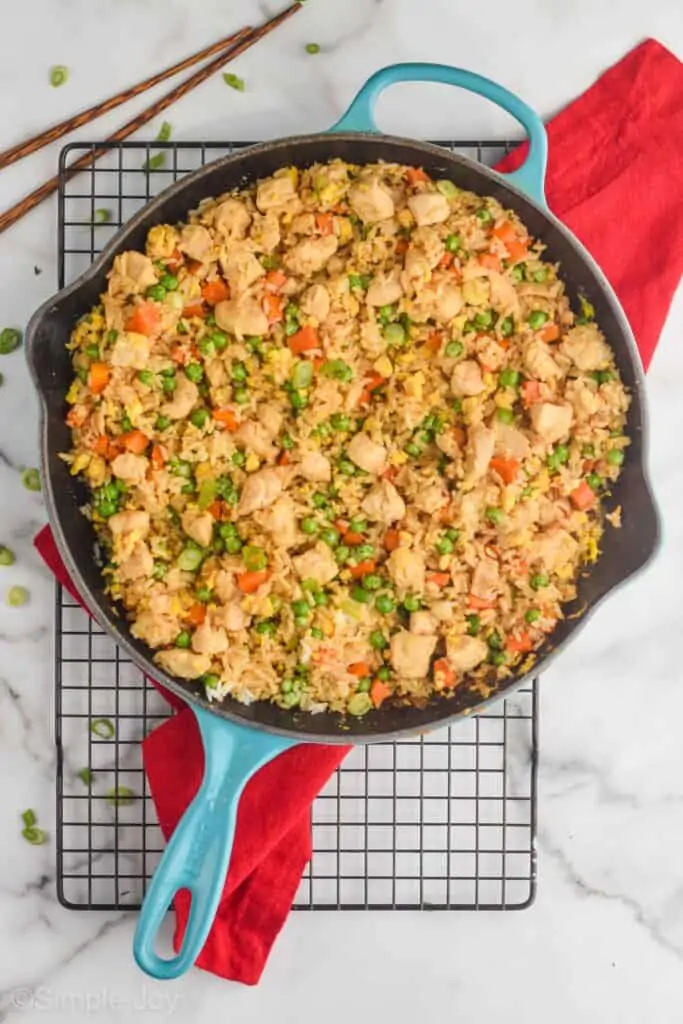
top-left (264, 269), bottom-right (287, 292)
top-left (439, 252), bottom-right (454, 269)
top-left (263, 293), bottom-right (285, 324)
top-left (492, 220), bottom-right (517, 245)
top-left (171, 345), bottom-right (188, 364)
top-left (467, 593), bottom-right (497, 610)
top-left (521, 380), bottom-right (541, 406)
top-left (395, 238), bottom-right (409, 257)
top-left (92, 435), bottom-right (110, 456)
top-left (182, 303), bottom-right (205, 319)
top-left (349, 560), bottom-right (376, 579)
top-left (315, 212), bottom-right (335, 236)
top-left (426, 330), bottom-right (444, 353)
top-left (370, 679), bottom-right (392, 707)
top-left (452, 426), bottom-right (467, 447)
top-left (288, 325), bottom-right (320, 354)
top-left (186, 258), bottom-right (204, 274)
top-left (186, 603), bottom-right (207, 627)
top-left (201, 278), bottom-right (230, 305)
top-left (207, 499), bottom-right (225, 519)
top-left (344, 531), bottom-right (365, 546)
top-left (150, 443), bottom-right (166, 468)
top-left (539, 323), bottom-right (560, 342)
top-left (433, 657), bottom-right (455, 688)
top-left (506, 239), bottom-right (529, 262)
top-left (348, 662), bottom-right (370, 678)
top-left (88, 362), bottom-right (110, 394)
top-left (120, 429), bottom-right (149, 455)
top-left (278, 451), bottom-right (291, 466)
top-left (489, 456), bottom-right (520, 484)
top-left (212, 408), bottom-right (239, 431)
top-left (427, 572), bottom-right (451, 588)
top-left (406, 167), bottom-right (429, 185)
top-left (477, 252), bottom-right (502, 273)
top-left (66, 406), bottom-right (88, 428)
top-left (312, 357), bottom-right (325, 372)
top-left (334, 519), bottom-right (349, 533)
top-left (237, 570), bottom-right (271, 594)
top-left (125, 301), bottom-right (160, 336)
top-left (166, 247), bottom-right (183, 265)
top-left (381, 465), bottom-right (398, 482)
top-left (570, 480), bottom-right (596, 511)
top-left (507, 631), bottom-right (533, 654)
top-left (384, 528), bottom-right (400, 552)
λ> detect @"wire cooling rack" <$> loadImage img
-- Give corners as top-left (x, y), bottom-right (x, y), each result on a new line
top-left (55, 139), bottom-right (538, 912)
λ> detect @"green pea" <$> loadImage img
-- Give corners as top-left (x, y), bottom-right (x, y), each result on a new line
top-left (510, 264), bottom-right (526, 283)
top-left (185, 362), bottom-right (204, 383)
top-left (231, 361), bottom-right (248, 382)
top-left (362, 574), bottom-right (382, 591)
top-left (160, 273), bottom-right (178, 291)
top-left (320, 528), bottom-right (340, 548)
top-left (137, 370), bottom-right (154, 386)
top-left (530, 573), bottom-right (549, 590)
top-left (357, 676), bottom-right (372, 692)
top-left (533, 267), bottom-right (548, 283)
top-left (330, 413), bottom-right (352, 432)
top-left (499, 316), bottom-right (514, 337)
top-left (322, 359), bottom-right (354, 383)
top-left (451, 398), bottom-right (462, 413)
top-left (527, 310), bottom-right (549, 330)
top-left (377, 665), bottom-right (392, 681)
top-left (243, 545), bottom-right (268, 571)
top-left (335, 544), bottom-right (351, 564)
top-left (375, 594), bottom-right (395, 615)
top-left (233, 387), bottom-right (250, 404)
top-left (161, 375), bottom-right (176, 395)
top-left (146, 284), bottom-right (166, 302)
top-left (107, 329), bottom-right (119, 344)
top-left (311, 491), bottom-right (328, 508)
top-left (313, 590), bottom-right (328, 607)
top-left (490, 650), bottom-right (506, 667)
top-left (291, 599), bottom-right (309, 619)
top-left (195, 586), bottom-right (212, 602)
top-left (169, 457), bottom-right (192, 478)
top-left (21, 468), bottom-right (41, 492)
top-left (487, 632), bottom-right (503, 651)
top-left (280, 433), bottom-right (294, 451)
top-left (383, 323), bottom-right (405, 346)
top-left (355, 544), bottom-right (375, 561)
top-left (255, 619), bottom-right (277, 636)
top-left (403, 595), bottom-right (420, 612)
top-left (351, 585), bottom-right (372, 604)
top-left (586, 473), bottom-right (603, 491)
top-left (525, 609), bottom-right (541, 624)
top-left (404, 442), bottom-right (421, 458)
top-left (212, 331), bottom-right (229, 352)
top-left (202, 673), bottom-right (221, 690)
top-left (301, 517), bottom-right (319, 535)
top-left (435, 536), bottom-right (454, 555)
top-left (155, 414), bottom-right (171, 431)
top-left (0, 545), bottom-right (15, 566)
top-left (476, 208), bottom-right (493, 224)
top-left (49, 64), bottom-right (69, 87)
top-left (496, 407), bottom-right (515, 425)
top-left (84, 343), bottom-right (100, 360)
top-left (462, 320), bottom-right (476, 334)
top-left (445, 340), bottom-right (463, 358)
top-left (198, 337), bottom-right (215, 358)
top-left (96, 500), bottom-right (118, 518)
top-left (499, 368), bottom-right (520, 388)
top-left (474, 310), bottom-right (494, 330)
top-left (311, 627), bottom-right (325, 640)
top-left (152, 560), bottom-right (168, 580)
top-left (581, 444), bottom-right (595, 457)
top-left (290, 390), bottom-right (308, 411)
top-left (607, 448), bottom-right (625, 466)
top-left (347, 692), bottom-right (372, 716)
top-left (466, 614), bottom-right (481, 635)
top-left (225, 537), bottom-right (243, 554)
top-left (175, 630), bottom-right (191, 648)
top-left (377, 304), bottom-right (397, 326)
top-left (281, 678), bottom-right (294, 694)
top-left (337, 457), bottom-right (356, 476)
top-left (369, 630), bottom-right (388, 650)
top-left (190, 408), bottom-right (210, 429)
top-left (486, 507), bottom-right (504, 525)
top-left (349, 273), bottom-right (373, 291)
top-left (445, 234), bottom-right (461, 253)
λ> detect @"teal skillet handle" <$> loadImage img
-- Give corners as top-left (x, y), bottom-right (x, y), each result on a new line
top-left (329, 63), bottom-right (548, 206)
top-left (133, 707), bottom-right (298, 979)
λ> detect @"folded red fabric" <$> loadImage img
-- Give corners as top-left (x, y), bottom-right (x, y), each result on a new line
top-left (35, 37), bottom-right (682, 984)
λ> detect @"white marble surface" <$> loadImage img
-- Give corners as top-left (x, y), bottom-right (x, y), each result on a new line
top-left (0, 0), bottom-right (682, 1019)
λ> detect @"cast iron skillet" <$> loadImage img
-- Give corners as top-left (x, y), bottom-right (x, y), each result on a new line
top-left (25, 64), bottom-right (659, 978)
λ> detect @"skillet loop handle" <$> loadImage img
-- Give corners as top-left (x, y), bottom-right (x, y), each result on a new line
top-left (133, 708), bottom-right (297, 980)
top-left (329, 62), bottom-right (548, 206)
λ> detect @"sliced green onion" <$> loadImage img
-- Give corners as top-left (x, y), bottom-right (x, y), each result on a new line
top-left (177, 546), bottom-right (205, 572)
top-left (7, 585), bottom-right (28, 607)
top-left (383, 322), bottom-right (405, 346)
top-left (78, 767), bottom-right (93, 786)
top-left (305, 42), bottom-right (321, 54)
top-left (106, 786), bottom-right (136, 807)
top-left (49, 65), bottom-right (68, 87)
top-left (22, 826), bottom-right (47, 845)
top-left (348, 692), bottom-right (372, 716)
top-left (436, 179), bottom-right (458, 198)
top-left (291, 360), bottom-right (314, 389)
top-left (93, 208), bottom-right (111, 224)
top-left (143, 152), bottom-right (166, 172)
top-left (22, 808), bottom-right (36, 828)
top-left (322, 359), bottom-right (353, 382)
top-left (0, 545), bottom-right (15, 566)
top-left (223, 72), bottom-right (245, 91)
top-left (0, 328), bottom-right (21, 354)
top-left (90, 717), bottom-right (115, 740)
top-left (156, 120), bottom-right (172, 142)
top-left (243, 545), bottom-right (268, 572)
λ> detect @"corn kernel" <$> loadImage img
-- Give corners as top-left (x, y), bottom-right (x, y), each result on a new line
top-left (390, 449), bottom-right (408, 467)
top-left (245, 453), bottom-right (260, 473)
top-left (373, 355), bottom-right (393, 378)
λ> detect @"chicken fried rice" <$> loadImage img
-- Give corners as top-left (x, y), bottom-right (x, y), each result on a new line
top-left (63, 159), bottom-right (629, 716)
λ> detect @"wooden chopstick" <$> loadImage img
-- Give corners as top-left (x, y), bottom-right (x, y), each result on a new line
top-left (0, 2), bottom-right (303, 237)
top-left (0, 26), bottom-right (253, 173)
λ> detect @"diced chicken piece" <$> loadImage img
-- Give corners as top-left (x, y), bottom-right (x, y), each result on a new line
top-left (160, 373), bottom-right (199, 420)
top-left (410, 226), bottom-right (446, 266)
top-left (155, 648), bottom-right (212, 680)
top-left (366, 271), bottom-right (403, 308)
top-left (361, 480), bottom-right (406, 524)
top-left (387, 547), bottom-right (426, 593)
top-left (495, 421), bottom-right (531, 459)
top-left (292, 542), bottom-right (339, 586)
top-left (215, 295), bottom-right (268, 338)
top-left (445, 635), bottom-right (488, 673)
top-left (409, 610), bottom-right (438, 635)
top-left (181, 509), bottom-right (214, 548)
top-left (284, 235), bottom-right (338, 277)
top-left (413, 482), bottom-right (448, 515)
top-left (407, 191), bottom-right (450, 226)
top-left (476, 338), bottom-right (507, 371)
top-left (117, 540), bottom-right (154, 581)
top-left (524, 339), bottom-right (563, 381)
top-left (291, 212), bottom-right (316, 235)
top-left (451, 360), bottom-right (485, 397)
top-left (205, 357), bottom-right (228, 387)
top-left (111, 452), bottom-right (148, 486)
top-left (235, 421), bottom-right (278, 461)
top-left (214, 570), bottom-right (237, 603)
top-left (487, 270), bottom-right (521, 318)
top-left (249, 212), bottom-right (280, 252)
top-left (436, 429), bottom-right (463, 459)
top-left (213, 198), bottom-right (251, 241)
top-left (565, 378), bottom-right (602, 423)
top-left (108, 251), bottom-right (157, 297)
top-left (256, 174), bottom-right (297, 212)
top-left (109, 331), bottom-right (150, 370)
top-left (349, 176), bottom-right (395, 223)
top-left (219, 247), bottom-right (264, 295)
top-left (260, 496), bottom-right (298, 549)
top-left (131, 610), bottom-right (180, 648)
top-left (300, 283), bottom-right (330, 322)
top-left (413, 281), bottom-right (463, 323)
top-left (529, 402), bottom-right (574, 443)
top-left (346, 432), bottom-right (387, 475)
top-left (179, 224), bottom-right (213, 262)
top-left (560, 324), bottom-right (612, 372)
top-left (236, 467), bottom-right (283, 517)
top-left (530, 527), bottom-right (579, 571)
top-left (401, 248), bottom-right (432, 295)
top-left (430, 600), bottom-right (454, 622)
top-left (470, 558), bottom-right (500, 600)
top-left (465, 424), bottom-right (495, 480)
top-left (390, 631), bottom-right (437, 679)
top-left (219, 602), bottom-right (252, 632)
top-left (109, 509), bottom-right (150, 539)
top-left (298, 450), bottom-right (332, 483)
top-left (257, 402), bottom-right (283, 437)
top-left (191, 620), bottom-right (230, 656)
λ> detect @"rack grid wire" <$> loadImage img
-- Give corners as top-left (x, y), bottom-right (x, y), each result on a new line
top-left (55, 139), bottom-right (538, 913)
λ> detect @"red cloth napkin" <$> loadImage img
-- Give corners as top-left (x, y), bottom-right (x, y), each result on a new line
top-left (35, 37), bottom-right (682, 984)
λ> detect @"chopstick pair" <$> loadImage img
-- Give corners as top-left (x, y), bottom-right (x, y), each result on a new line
top-left (0, 2), bottom-right (303, 235)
